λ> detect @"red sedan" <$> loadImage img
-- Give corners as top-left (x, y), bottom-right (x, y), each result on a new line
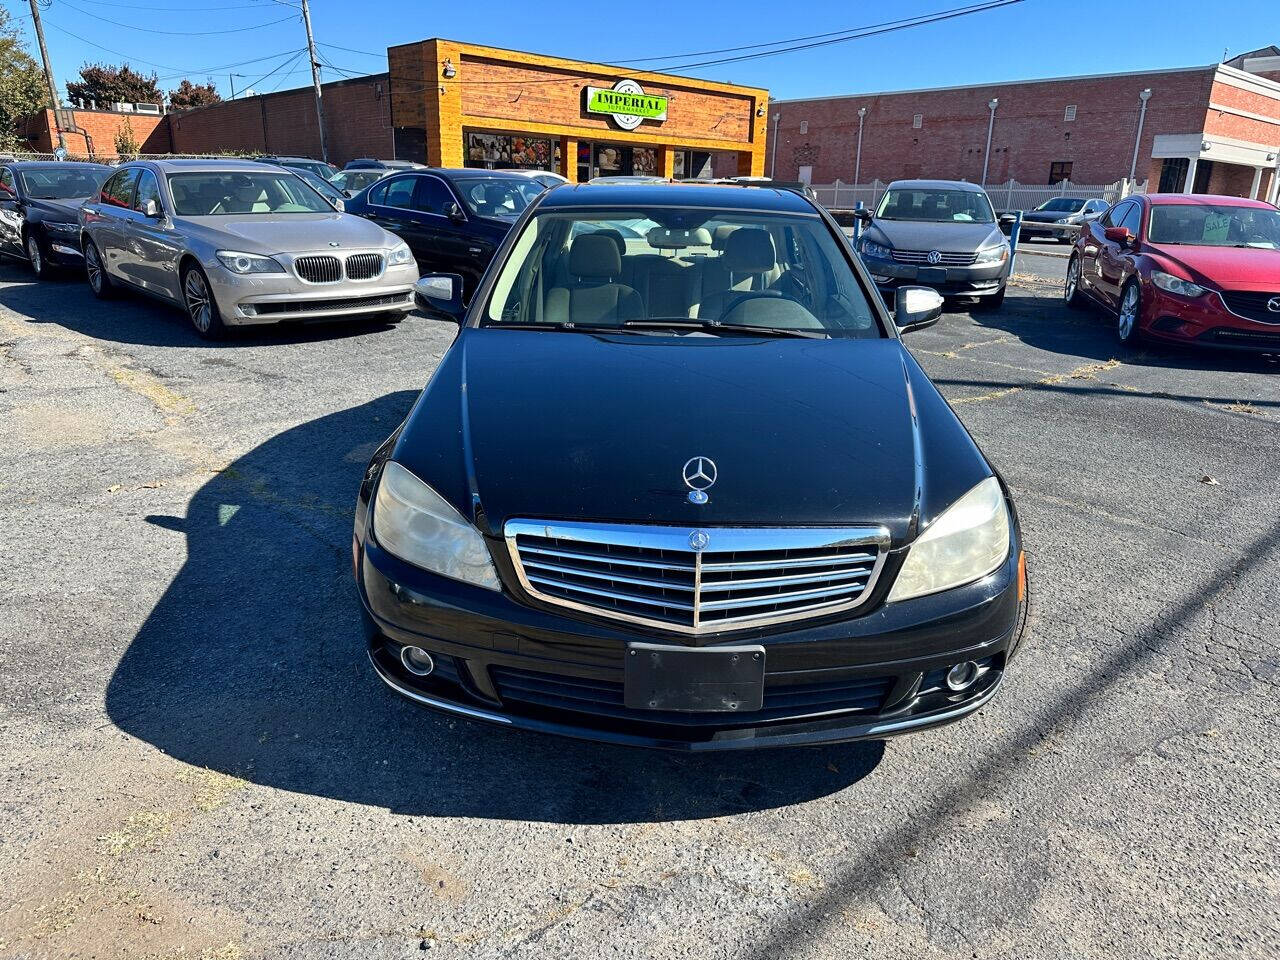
top-left (1064, 193), bottom-right (1280, 351)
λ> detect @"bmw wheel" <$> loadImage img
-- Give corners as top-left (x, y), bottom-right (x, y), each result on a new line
top-left (1064, 255), bottom-right (1086, 309)
top-left (1116, 280), bottom-right (1142, 345)
top-left (84, 240), bottom-right (116, 299)
top-left (182, 264), bottom-right (227, 339)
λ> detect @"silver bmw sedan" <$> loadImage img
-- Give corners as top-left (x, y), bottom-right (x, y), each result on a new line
top-left (79, 159), bottom-right (418, 338)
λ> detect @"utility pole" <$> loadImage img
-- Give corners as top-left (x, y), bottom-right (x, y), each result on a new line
top-left (1129, 88), bottom-right (1152, 182)
top-left (300, 0), bottom-right (328, 162)
top-left (981, 98), bottom-right (998, 186)
top-left (854, 106), bottom-right (867, 184)
top-left (229, 74), bottom-right (237, 100)
top-left (27, 0), bottom-right (64, 149)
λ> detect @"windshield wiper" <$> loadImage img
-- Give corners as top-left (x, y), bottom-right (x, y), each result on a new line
top-left (478, 321), bottom-right (646, 334)
top-left (621, 319), bottom-right (828, 339)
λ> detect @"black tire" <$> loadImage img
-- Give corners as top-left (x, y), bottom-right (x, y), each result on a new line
top-left (83, 239), bottom-right (116, 298)
top-left (1116, 280), bottom-right (1142, 346)
top-left (974, 284), bottom-right (1005, 310)
top-left (1064, 255), bottom-right (1087, 310)
top-left (24, 230), bottom-right (54, 280)
top-left (181, 263), bottom-right (227, 339)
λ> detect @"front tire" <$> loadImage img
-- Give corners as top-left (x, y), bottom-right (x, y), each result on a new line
top-left (1064, 255), bottom-right (1087, 309)
top-left (974, 284), bottom-right (1005, 310)
top-left (181, 264), bottom-right (227, 339)
top-left (25, 231), bottom-right (53, 280)
top-left (84, 239), bottom-right (116, 299)
top-left (1116, 280), bottom-right (1142, 345)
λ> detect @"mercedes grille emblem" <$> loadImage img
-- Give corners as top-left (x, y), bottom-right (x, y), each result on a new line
top-left (688, 530), bottom-right (710, 551)
top-left (926, 250), bottom-right (943, 266)
top-left (1268, 296), bottom-right (1280, 313)
top-left (682, 456), bottom-right (717, 505)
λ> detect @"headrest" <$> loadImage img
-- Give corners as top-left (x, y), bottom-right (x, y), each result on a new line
top-left (722, 228), bottom-right (775, 272)
top-left (569, 233), bottom-right (622, 279)
top-left (593, 228), bottom-right (626, 259)
top-left (711, 225), bottom-right (740, 250)
top-left (646, 226), bottom-right (712, 250)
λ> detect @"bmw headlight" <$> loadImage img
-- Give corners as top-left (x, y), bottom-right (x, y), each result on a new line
top-left (44, 221), bottom-right (80, 235)
top-left (887, 477), bottom-right (1010, 602)
top-left (1150, 270), bottom-right (1208, 298)
top-left (372, 461), bottom-right (501, 591)
top-left (387, 242), bottom-right (415, 266)
top-left (860, 238), bottom-right (892, 260)
top-left (974, 243), bottom-right (1009, 265)
top-left (216, 250), bottom-right (285, 274)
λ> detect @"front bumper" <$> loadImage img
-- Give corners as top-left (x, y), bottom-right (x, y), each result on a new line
top-left (205, 259), bottom-right (419, 326)
top-left (42, 227), bottom-right (85, 265)
top-left (865, 257), bottom-right (1009, 297)
top-left (355, 532), bottom-right (1027, 751)
top-left (1142, 285), bottom-right (1280, 352)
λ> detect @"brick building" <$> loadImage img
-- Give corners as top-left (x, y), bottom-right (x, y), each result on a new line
top-left (21, 107), bottom-right (171, 159)
top-left (770, 46), bottom-right (1280, 203)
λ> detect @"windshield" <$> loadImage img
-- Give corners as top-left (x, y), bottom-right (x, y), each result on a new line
top-left (1035, 197), bottom-right (1087, 213)
top-left (452, 177), bottom-right (541, 219)
top-left (167, 172), bottom-right (334, 216)
top-left (482, 207), bottom-right (881, 338)
top-left (282, 160), bottom-right (333, 181)
top-left (295, 171), bottom-right (342, 202)
top-left (876, 188), bottom-right (994, 223)
top-left (333, 170), bottom-right (385, 192)
top-left (1148, 203), bottom-right (1280, 248)
top-left (18, 166), bottom-right (110, 199)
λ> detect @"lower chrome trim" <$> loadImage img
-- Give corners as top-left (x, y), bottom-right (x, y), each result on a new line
top-left (369, 652), bottom-right (514, 725)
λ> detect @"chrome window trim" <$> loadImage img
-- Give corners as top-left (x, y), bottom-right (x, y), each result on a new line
top-left (504, 519), bottom-right (890, 636)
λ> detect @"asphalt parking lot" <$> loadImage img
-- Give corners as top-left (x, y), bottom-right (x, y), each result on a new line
top-left (1, 261), bottom-right (1277, 960)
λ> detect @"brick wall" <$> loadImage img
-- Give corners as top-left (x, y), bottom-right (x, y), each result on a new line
top-left (773, 67), bottom-right (1219, 186)
top-left (168, 74), bottom-right (392, 165)
top-left (22, 108), bottom-right (170, 158)
top-left (1203, 79), bottom-right (1280, 142)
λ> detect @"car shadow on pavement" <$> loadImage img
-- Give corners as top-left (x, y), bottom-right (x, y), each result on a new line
top-left (0, 262), bottom-right (401, 348)
top-left (105, 392), bottom-right (883, 824)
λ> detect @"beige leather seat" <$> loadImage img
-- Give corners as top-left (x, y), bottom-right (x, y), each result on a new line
top-left (545, 233), bottom-right (645, 326)
top-left (697, 228), bottom-right (780, 321)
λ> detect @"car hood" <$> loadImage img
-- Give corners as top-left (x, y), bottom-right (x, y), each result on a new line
top-left (869, 219), bottom-right (1004, 252)
top-left (178, 212), bottom-right (393, 253)
top-left (392, 330), bottom-right (993, 544)
top-left (1146, 242), bottom-right (1280, 288)
top-left (29, 197), bottom-right (85, 221)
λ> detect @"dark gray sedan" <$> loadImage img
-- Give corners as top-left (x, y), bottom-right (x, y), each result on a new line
top-left (1019, 196), bottom-right (1108, 241)
top-left (856, 179), bottom-right (1013, 308)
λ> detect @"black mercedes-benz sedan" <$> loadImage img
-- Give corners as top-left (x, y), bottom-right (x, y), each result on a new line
top-left (353, 182), bottom-right (1028, 751)
top-left (0, 161), bottom-right (113, 278)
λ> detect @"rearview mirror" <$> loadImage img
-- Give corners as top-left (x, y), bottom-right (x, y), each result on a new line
top-left (894, 285), bottom-right (944, 333)
top-left (414, 273), bottom-right (466, 323)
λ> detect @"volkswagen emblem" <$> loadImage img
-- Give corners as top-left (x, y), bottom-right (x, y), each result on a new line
top-left (926, 250), bottom-right (943, 265)
top-left (1268, 296), bottom-right (1280, 313)
top-left (688, 530), bottom-right (710, 551)
top-left (682, 456), bottom-right (717, 505)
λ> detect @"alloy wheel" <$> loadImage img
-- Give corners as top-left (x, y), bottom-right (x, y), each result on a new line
top-left (184, 270), bottom-right (212, 333)
top-left (1064, 258), bottom-right (1078, 302)
top-left (1118, 284), bottom-right (1139, 340)
top-left (26, 236), bottom-right (42, 276)
top-left (85, 244), bottom-right (102, 292)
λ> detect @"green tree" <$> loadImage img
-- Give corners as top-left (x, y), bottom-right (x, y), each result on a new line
top-left (67, 63), bottom-right (161, 107)
top-left (168, 79), bottom-right (221, 111)
top-left (113, 117), bottom-right (140, 159)
top-left (0, 8), bottom-right (47, 151)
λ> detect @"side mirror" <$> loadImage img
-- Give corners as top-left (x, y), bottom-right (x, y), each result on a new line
top-left (998, 213), bottom-right (1018, 226)
top-left (1103, 226), bottom-right (1133, 246)
top-left (852, 208), bottom-right (873, 223)
top-left (414, 273), bottom-right (466, 322)
top-left (344, 189), bottom-right (358, 198)
top-left (332, 197), bottom-right (345, 212)
top-left (446, 201), bottom-right (465, 223)
top-left (142, 198), bottom-right (162, 218)
top-left (894, 285), bottom-right (944, 334)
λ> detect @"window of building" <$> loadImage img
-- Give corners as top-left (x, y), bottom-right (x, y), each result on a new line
top-left (464, 132), bottom-right (552, 170)
top-left (1063, 104), bottom-right (1077, 122)
top-left (912, 114), bottom-right (923, 129)
top-left (1049, 161), bottom-right (1073, 184)
top-left (799, 120), bottom-right (808, 135)
top-left (1158, 157), bottom-right (1189, 193)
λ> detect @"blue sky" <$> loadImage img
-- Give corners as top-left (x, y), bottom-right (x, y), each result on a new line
top-left (5, 0), bottom-right (1275, 103)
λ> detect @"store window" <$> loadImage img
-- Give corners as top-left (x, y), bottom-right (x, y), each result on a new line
top-left (1048, 161), bottom-right (1073, 184)
top-left (1158, 158), bottom-right (1189, 193)
top-left (465, 132), bottom-right (553, 170)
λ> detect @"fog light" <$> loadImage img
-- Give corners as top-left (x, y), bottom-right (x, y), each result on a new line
top-left (945, 661), bottom-right (979, 692)
top-left (400, 645), bottom-right (435, 677)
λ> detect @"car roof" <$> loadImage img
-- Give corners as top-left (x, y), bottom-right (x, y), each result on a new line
top-left (431, 168), bottom-right (551, 182)
top-left (537, 182), bottom-right (818, 213)
top-left (132, 158), bottom-right (281, 173)
top-left (5, 160), bottom-right (112, 170)
top-left (887, 179), bottom-right (989, 193)
top-left (1144, 192), bottom-right (1277, 209)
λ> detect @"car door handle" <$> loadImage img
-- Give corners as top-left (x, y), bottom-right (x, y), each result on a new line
top-left (468, 247), bottom-right (483, 255)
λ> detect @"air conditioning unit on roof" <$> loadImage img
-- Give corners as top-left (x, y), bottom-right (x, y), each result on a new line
top-left (134, 103), bottom-right (162, 115)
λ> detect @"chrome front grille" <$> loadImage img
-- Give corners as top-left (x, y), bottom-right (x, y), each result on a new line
top-left (295, 255), bottom-right (342, 283)
top-left (345, 253), bottom-right (384, 280)
top-left (506, 521), bottom-right (889, 634)
top-left (892, 249), bottom-right (979, 266)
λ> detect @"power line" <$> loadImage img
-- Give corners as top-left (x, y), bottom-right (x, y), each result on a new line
top-left (64, 0), bottom-right (299, 9)
top-left (234, 47), bottom-right (305, 96)
top-left (55, 0), bottom-right (298, 35)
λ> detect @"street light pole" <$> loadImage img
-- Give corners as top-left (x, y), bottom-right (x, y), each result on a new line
top-left (854, 106), bottom-right (867, 184)
top-left (300, 0), bottom-right (329, 162)
top-left (770, 112), bottom-right (780, 177)
top-left (981, 98), bottom-right (998, 186)
top-left (1129, 88), bottom-right (1152, 182)
top-left (26, 0), bottom-right (64, 150)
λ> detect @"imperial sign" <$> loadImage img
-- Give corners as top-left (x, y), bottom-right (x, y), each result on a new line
top-left (585, 79), bottom-right (668, 131)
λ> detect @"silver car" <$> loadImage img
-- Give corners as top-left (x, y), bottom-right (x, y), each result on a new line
top-left (79, 159), bottom-right (418, 338)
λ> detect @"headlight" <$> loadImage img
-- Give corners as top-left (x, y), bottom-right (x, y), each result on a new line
top-left (1150, 270), bottom-right (1208, 298)
top-left (887, 477), bottom-right (1010, 602)
top-left (974, 243), bottom-right (1009, 264)
top-left (372, 461), bottom-right (501, 591)
top-left (44, 221), bottom-right (79, 235)
top-left (860, 239), bottom-right (892, 260)
top-left (216, 250), bottom-right (285, 275)
top-left (387, 242), bottom-right (414, 266)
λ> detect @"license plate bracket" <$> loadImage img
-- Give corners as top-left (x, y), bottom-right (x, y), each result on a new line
top-left (624, 642), bottom-right (766, 712)
top-left (918, 266), bottom-right (947, 284)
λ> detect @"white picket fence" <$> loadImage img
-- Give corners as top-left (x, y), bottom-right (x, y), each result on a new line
top-left (811, 177), bottom-right (1147, 212)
